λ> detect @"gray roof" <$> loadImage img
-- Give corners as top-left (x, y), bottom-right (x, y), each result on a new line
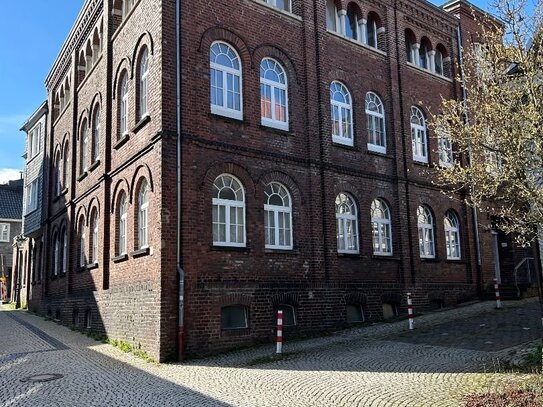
top-left (0, 180), bottom-right (23, 220)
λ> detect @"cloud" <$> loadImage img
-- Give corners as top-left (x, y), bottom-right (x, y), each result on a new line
top-left (0, 168), bottom-right (22, 184)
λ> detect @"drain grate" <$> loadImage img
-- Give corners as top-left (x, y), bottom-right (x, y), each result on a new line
top-left (20, 373), bottom-right (64, 383)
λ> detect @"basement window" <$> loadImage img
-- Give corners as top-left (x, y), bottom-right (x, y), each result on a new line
top-left (346, 304), bottom-right (365, 323)
top-left (274, 305), bottom-right (296, 326)
top-left (221, 305), bottom-right (248, 330)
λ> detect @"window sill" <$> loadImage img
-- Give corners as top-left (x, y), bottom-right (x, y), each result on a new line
top-left (372, 254), bottom-right (399, 260)
top-left (445, 258), bottom-right (464, 264)
top-left (77, 171), bottom-right (88, 182)
top-left (337, 252), bottom-right (360, 258)
top-left (259, 125), bottom-right (294, 137)
top-left (264, 248), bottom-right (297, 255)
top-left (209, 111), bottom-right (245, 124)
top-left (112, 253), bottom-right (128, 263)
top-left (326, 30), bottom-right (387, 56)
top-left (86, 262), bottom-right (99, 270)
top-left (209, 106), bottom-right (244, 122)
top-left (332, 139), bottom-right (357, 150)
top-left (367, 148), bottom-right (392, 158)
top-left (210, 245), bottom-right (249, 253)
top-left (133, 114), bottom-right (151, 133)
top-left (420, 257), bottom-right (439, 263)
top-left (413, 159), bottom-right (430, 167)
top-left (88, 159), bottom-right (100, 172)
top-left (114, 133), bottom-right (130, 150)
top-left (406, 62), bottom-right (453, 83)
top-left (249, 0), bottom-right (302, 21)
top-left (260, 119), bottom-right (289, 132)
top-left (131, 247), bottom-right (150, 258)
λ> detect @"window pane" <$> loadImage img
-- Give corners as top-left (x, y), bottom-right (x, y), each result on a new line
top-left (221, 305), bottom-right (247, 329)
top-left (261, 84), bottom-right (272, 119)
top-left (346, 304), bottom-right (364, 323)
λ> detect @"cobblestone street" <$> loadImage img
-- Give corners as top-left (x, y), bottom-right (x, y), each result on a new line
top-left (1, 299), bottom-right (541, 407)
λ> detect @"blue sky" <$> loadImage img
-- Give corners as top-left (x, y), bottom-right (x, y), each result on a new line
top-left (0, 0), bottom-right (492, 183)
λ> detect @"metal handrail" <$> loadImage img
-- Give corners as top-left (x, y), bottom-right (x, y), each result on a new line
top-left (514, 257), bottom-right (535, 297)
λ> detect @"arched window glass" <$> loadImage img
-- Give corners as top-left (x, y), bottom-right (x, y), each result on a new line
top-left (139, 48), bottom-right (149, 119)
top-left (53, 233), bottom-right (59, 276)
top-left (345, 6), bottom-right (358, 40)
top-left (210, 42), bottom-right (242, 119)
top-left (119, 73), bottom-right (128, 136)
top-left (371, 199), bottom-right (392, 255)
top-left (264, 0), bottom-right (291, 12)
top-left (410, 106), bottom-right (428, 162)
top-left (367, 15), bottom-right (377, 48)
top-left (405, 30), bottom-right (415, 63)
top-left (435, 50), bottom-right (443, 75)
top-left (62, 228), bottom-right (67, 274)
top-left (92, 107), bottom-right (100, 163)
top-left (444, 210), bottom-right (461, 259)
top-left (81, 120), bottom-right (88, 173)
top-left (419, 38), bottom-right (431, 69)
top-left (330, 81), bottom-right (353, 146)
top-left (138, 180), bottom-right (149, 249)
top-left (335, 193), bottom-right (359, 253)
top-left (118, 193), bottom-right (128, 255)
top-left (79, 218), bottom-right (86, 267)
top-left (62, 142), bottom-right (69, 190)
top-left (212, 174), bottom-right (245, 246)
top-left (326, 0), bottom-right (339, 32)
top-left (438, 126), bottom-right (453, 167)
top-left (264, 182), bottom-right (292, 250)
top-left (55, 152), bottom-right (61, 196)
top-left (366, 92), bottom-right (386, 152)
top-left (417, 205), bottom-right (435, 258)
top-left (260, 58), bottom-right (288, 130)
top-left (91, 210), bottom-right (99, 264)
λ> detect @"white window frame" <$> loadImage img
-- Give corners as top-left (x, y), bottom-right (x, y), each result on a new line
top-left (417, 205), bottom-right (435, 259)
top-left (210, 41), bottom-right (243, 120)
top-left (92, 107), bottom-right (100, 162)
top-left (139, 49), bottom-right (149, 119)
top-left (0, 223), bottom-right (10, 242)
top-left (91, 212), bottom-right (99, 264)
top-left (28, 124), bottom-right (41, 159)
top-left (366, 18), bottom-right (378, 48)
top-left (212, 174), bottom-right (246, 247)
top-left (119, 73), bottom-right (129, 136)
top-left (260, 58), bottom-right (289, 131)
top-left (365, 92), bottom-right (386, 153)
top-left (264, 0), bottom-right (291, 12)
top-left (335, 193), bottom-right (359, 254)
top-left (264, 182), bottom-right (293, 250)
top-left (81, 122), bottom-right (89, 173)
top-left (26, 179), bottom-right (38, 214)
top-left (371, 199), bottom-right (392, 256)
top-left (411, 106), bottom-right (428, 163)
top-left (138, 181), bottom-right (149, 249)
top-left (118, 194), bottom-right (128, 255)
top-left (444, 211), bottom-right (461, 260)
top-left (330, 81), bottom-right (353, 146)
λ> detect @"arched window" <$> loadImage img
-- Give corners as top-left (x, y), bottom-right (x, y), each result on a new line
top-left (437, 126), bottom-right (453, 167)
top-left (260, 58), bottom-right (288, 130)
top-left (345, 5), bottom-right (358, 40)
top-left (264, 182), bottom-right (292, 250)
top-left (212, 174), bottom-right (245, 246)
top-left (435, 49), bottom-right (443, 75)
top-left (53, 233), bottom-right (59, 277)
top-left (138, 48), bottom-right (149, 119)
top-left (365, 92), bottom-right (386, 153)
top-left (62, 228), bottom-right (67, 274)
top-left (335, 193), bottom-right (359, 253)
top-left (326, 0), bottom-right (339, 32)
top-left (80, 119), bottom-right (88, 173)
top-left (371, 199), bottom-right (392, 255)
top-left (62, 141), bottom-right (69, 191)
top-left (118, 192), bottom-right (128, 255)
top-left (210, 42), bottom-right (242, 120)
top-left (138, 180), bottom-right (149, 249)
top-left (119, 72), bottom-right (128, 136)
top-left (417, 205), bottom-right (435, 258)
top-left (410, 106), bottom-right (428, 163)
top-left (405, 29), bottom-right (416, 63)
top-left (330, 81), bottom-right (353, 146)
top-left (444, 210), bottom-right (461, 260)
top-left (79, 218), bottom-right (86, 267)
top-left (90, 209), bottom-right (98, 264)
top-left (92, 106), bottom-right (100, 163)
top-left (54, 151), bottom-right (61, 196)
top-left (366, 14), bottom-right (378, 48)
top-left (419, 37), bottom-right (431, 69)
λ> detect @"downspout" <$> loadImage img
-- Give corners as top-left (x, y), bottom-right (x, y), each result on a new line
top-left (456, 26), bottom-right (482, 293)
top-left (176, 0), bottom-right (185, 361)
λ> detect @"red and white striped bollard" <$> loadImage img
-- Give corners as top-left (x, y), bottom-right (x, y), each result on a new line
top-left (407, 292), bottom-right (414, 330)
top-left (494, 278), bottom-right (502, 309)
top-left (276, 310), bottom-right (283, 354)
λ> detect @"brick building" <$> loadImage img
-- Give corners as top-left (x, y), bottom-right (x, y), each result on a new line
top-left (25, 0), bottom-right (513, 361)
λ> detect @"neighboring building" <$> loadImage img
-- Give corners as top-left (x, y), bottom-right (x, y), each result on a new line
top-left (28, 0), bottom-right (513, 361)
top-left (16, 102), bottom-right (48, 308)
top-left (0, 179), bottom-right (23, 303)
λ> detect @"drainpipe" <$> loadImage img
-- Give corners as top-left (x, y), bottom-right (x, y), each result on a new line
top-left (175, 0), bottom-right (185, 361)
top-left (456, 25), bottom-right (482, 294)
